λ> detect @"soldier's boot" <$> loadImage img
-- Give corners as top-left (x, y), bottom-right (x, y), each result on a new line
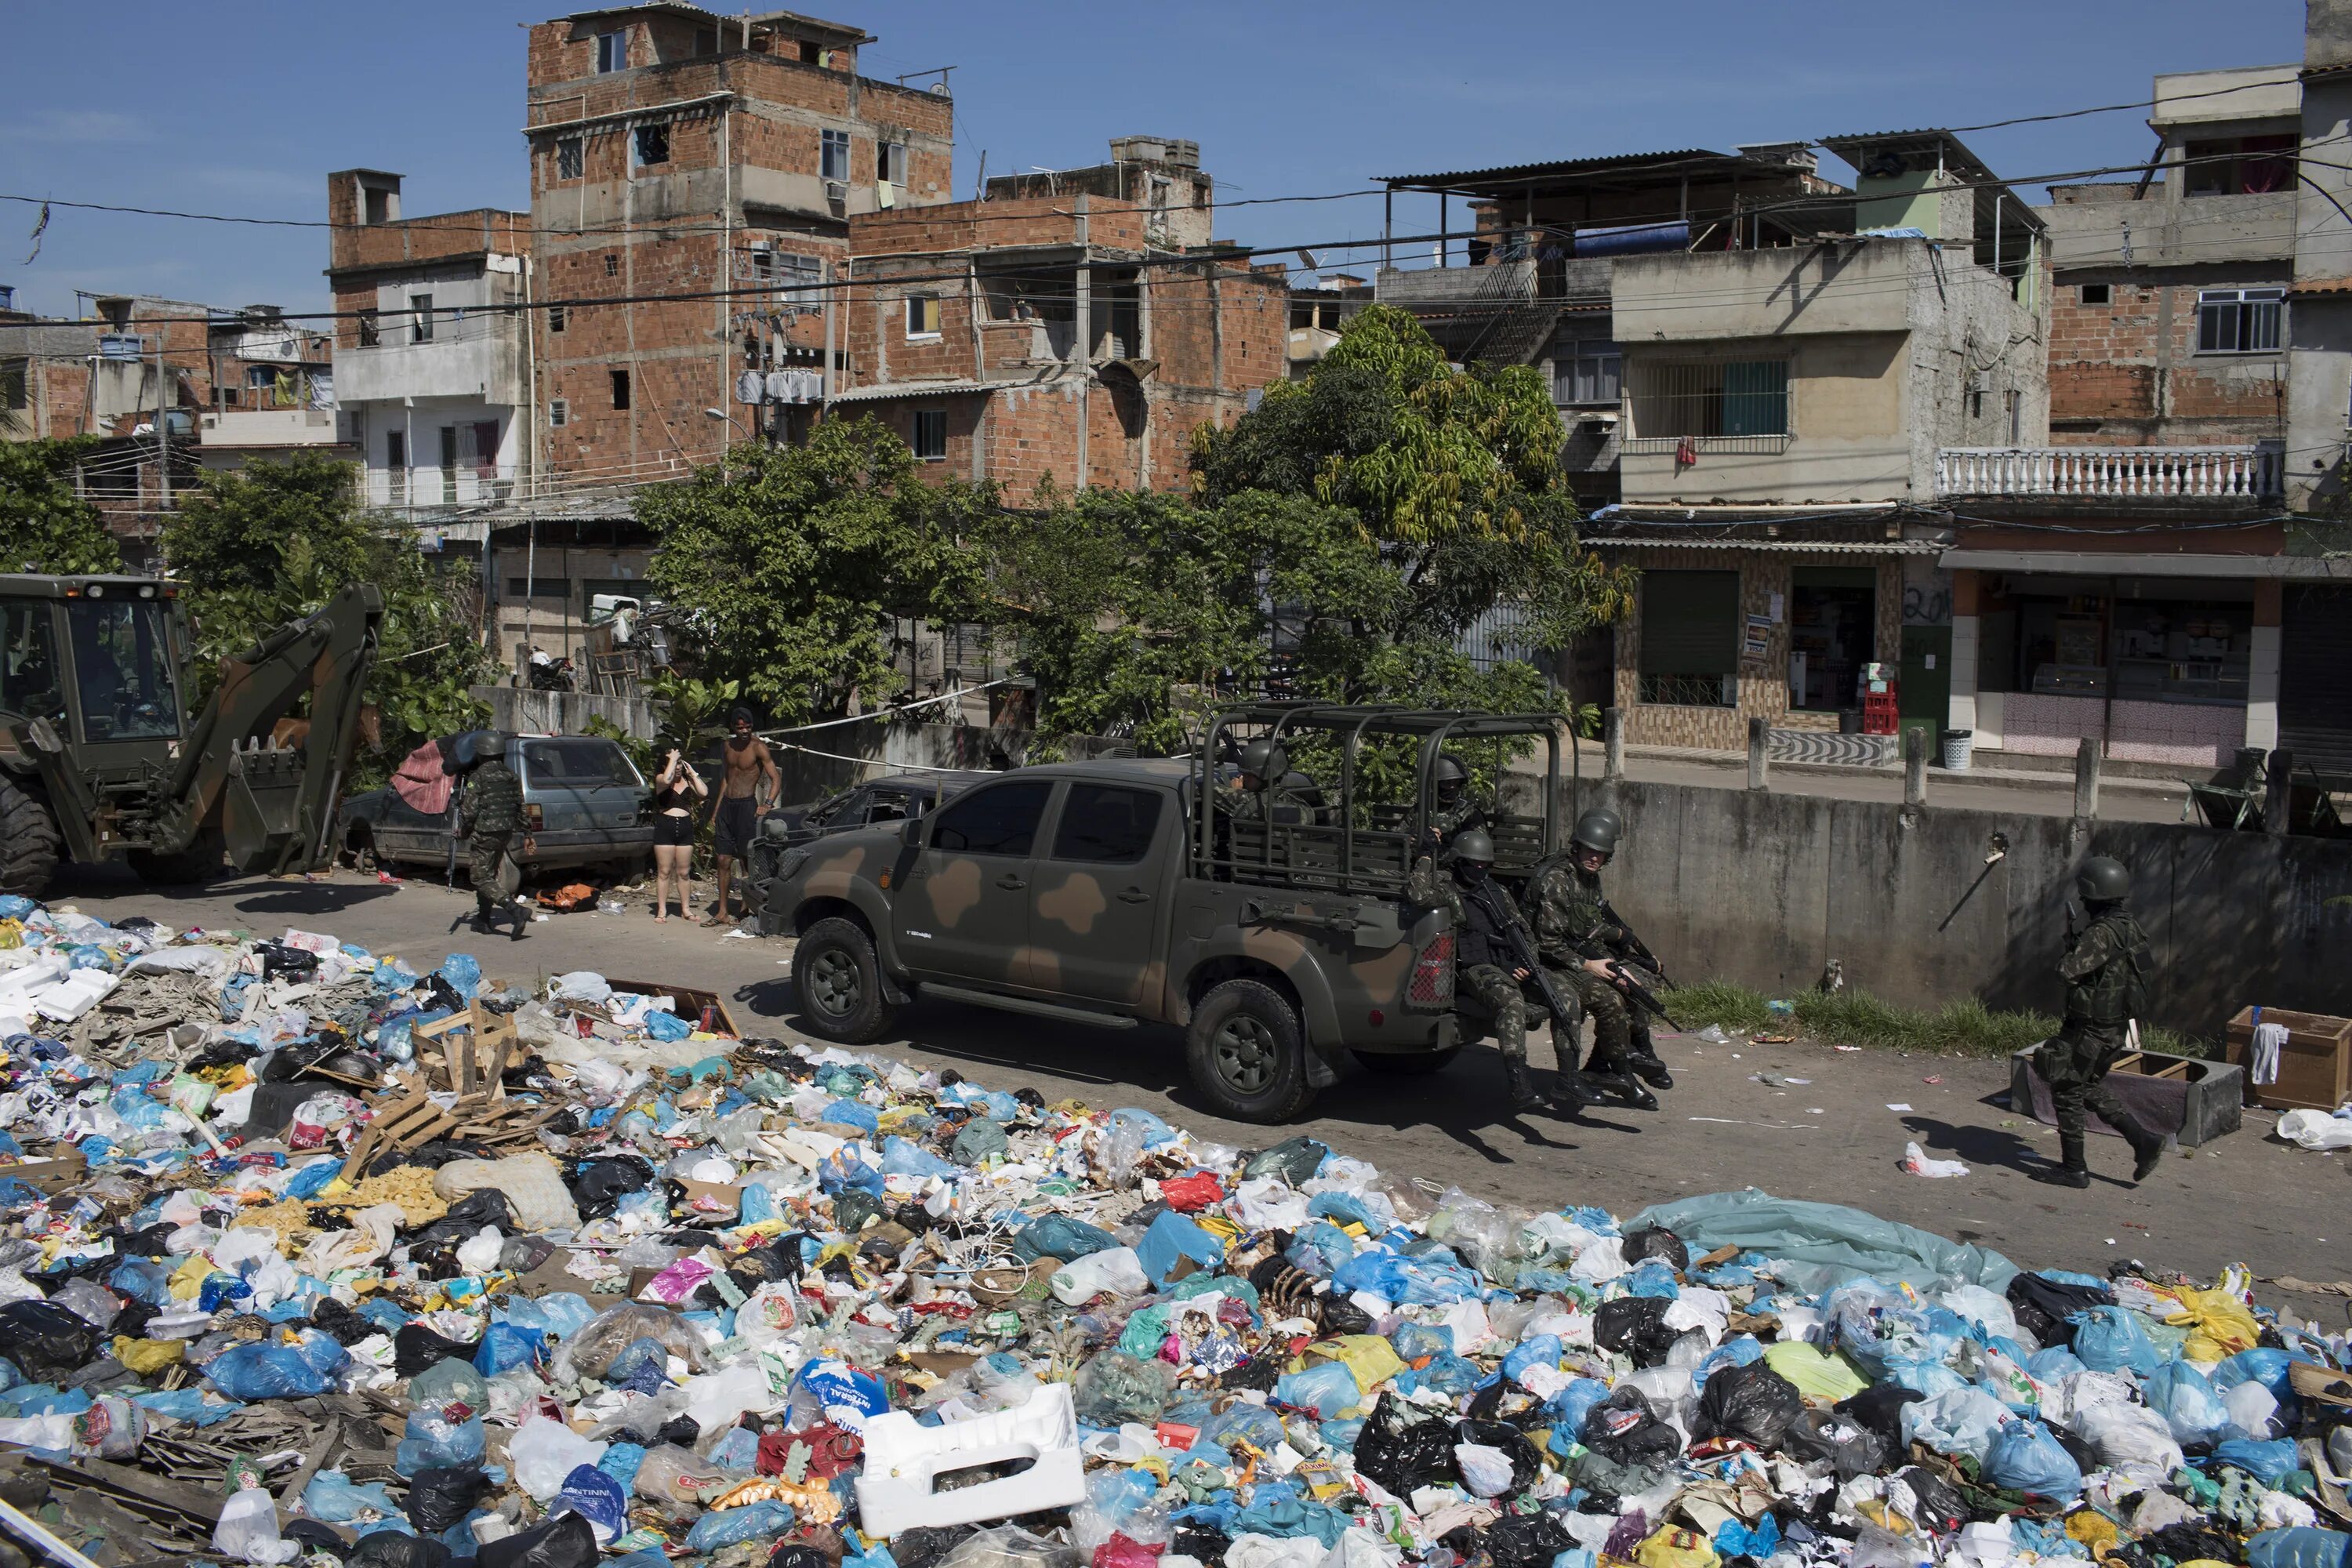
top-left (471, 901), bottom-right (498, 935)
top-left (2124, 1122), bottom-right (2172, 1184)
top-left (506, 898), bottom-right (531, 941)
top-left (1502, 1059), bottom-right (1544, 1116)
top-left (2052, 1131), bottom-right (2092, 1189)
top-left (1548, 1069), bottom-right (1599, 1112)
top-left (1626, 1050), bottom-right (1674, 1090)
top-left (1588, 1070), bottom-right (1657, 1111)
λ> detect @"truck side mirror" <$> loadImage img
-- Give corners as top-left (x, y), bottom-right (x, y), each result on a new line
top-left (900, 815), bottom-right (925, 848)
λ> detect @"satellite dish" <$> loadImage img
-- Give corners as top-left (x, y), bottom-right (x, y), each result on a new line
top-left (1297, 249), bottom-right (1319, 270)
top-left (929, 81), bottom-right (949, 95)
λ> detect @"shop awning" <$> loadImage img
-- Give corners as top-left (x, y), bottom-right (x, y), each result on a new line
top-left (1940, 548), bottom-right (2352, 579)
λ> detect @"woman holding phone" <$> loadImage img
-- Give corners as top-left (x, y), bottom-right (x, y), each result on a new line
top-left (650, 748), bottom-right (707, 921)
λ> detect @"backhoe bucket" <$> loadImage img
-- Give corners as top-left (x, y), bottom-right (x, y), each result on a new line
top-left (220, 741), bottom-right (308, 874)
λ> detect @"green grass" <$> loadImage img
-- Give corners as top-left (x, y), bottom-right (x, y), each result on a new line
top-left (1660, 980), bottom-right (2212, 1060)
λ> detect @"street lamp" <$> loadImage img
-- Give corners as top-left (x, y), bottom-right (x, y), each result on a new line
top-left (703, 406), bottom-right (752, 476)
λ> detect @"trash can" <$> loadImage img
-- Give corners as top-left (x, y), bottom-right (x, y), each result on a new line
top-left (1837, 708), bottom-right (1864, 735)
top-left (1942, 729), bottom-right (1974, 770)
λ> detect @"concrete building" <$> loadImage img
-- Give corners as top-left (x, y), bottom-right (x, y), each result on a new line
top-left (523, 2), bottom-right (954, 488)
top-left (1287, 273), bottom-right (1370, 380)
top-left (832, 138), bottom-right (1288, 495)
top-left (325, 170), bottom-right (535, 517)
top-left (192, 305), bottom-right (343, 477)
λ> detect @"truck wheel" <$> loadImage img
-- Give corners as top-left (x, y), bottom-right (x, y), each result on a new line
top-left (1352, 1046), bottom-right (1461, 1076)
top-left (792, 916), bottom-right (897, 1044)
top-left (128, 826), bottom-right (224, 885)
top-left (1187, 978), bottom-right (1314, 1123)
top-left (0, 779), bottom-right (60, 897)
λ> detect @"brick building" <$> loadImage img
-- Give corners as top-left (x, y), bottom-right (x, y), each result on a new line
top-left (833, 137), bottom-right (1287, 495)
top-left (523, 2), bottom-right (955, 488)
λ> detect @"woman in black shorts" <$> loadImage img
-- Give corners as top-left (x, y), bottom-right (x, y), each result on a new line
top-left (650, 748), bottom-right (707, 921)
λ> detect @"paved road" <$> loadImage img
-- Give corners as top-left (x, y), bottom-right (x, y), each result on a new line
top-left (55, 865), bottom-right (2350, 1319)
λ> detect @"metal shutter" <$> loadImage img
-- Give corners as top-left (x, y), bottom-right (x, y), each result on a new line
top-left (2279, 586), bottom-right (2352, 773)
top-left (1638, 569), bottom-right (1740, 676)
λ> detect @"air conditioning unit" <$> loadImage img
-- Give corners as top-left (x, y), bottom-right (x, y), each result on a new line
top-left (824, 180), bottom-right (848, 205)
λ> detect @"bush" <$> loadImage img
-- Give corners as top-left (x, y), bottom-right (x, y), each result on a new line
top-left (1661, 980), bottom-right (2210, 1059)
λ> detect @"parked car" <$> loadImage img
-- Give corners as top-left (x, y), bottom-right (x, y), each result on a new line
top-left (339, 733), bottom-right (655, 880)
top-left (766, 771), bottom-right (993, 848)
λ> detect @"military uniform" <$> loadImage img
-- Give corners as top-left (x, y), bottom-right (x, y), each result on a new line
top-left (466, 755), bottom-right (525, 935)
top-left (1529, 858), bottom-right (1641, 1076)
top-left (2040, 903), bottom-right (2163, 1178)
top-left (1428, 793), bottom-right (1488, 848)
top-left (1409, 849), bottom-right (1557, 1110)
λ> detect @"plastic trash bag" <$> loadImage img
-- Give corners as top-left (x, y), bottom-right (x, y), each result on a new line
top-left (1690, 1361), bottom-right (1802, 1449)
top-left (1579, 1387), bottom-right (1682, 1467)
top-left (395, 1414), bottom-right (486, 1479)
top-left (477, 1512), bottom-right (597, 1568)
top-left (2145, 1361), bottom-right (2230, 1446)
top-left (1273, 1361), bottom-right (1361, 1420)
top-left (214, 1485), bottom-right (300, 1566)
top-left (512, 1415), bottom-right (610, 1501)
top-left (405, 1466), bottom-right (492, 1534)
top-left (304, 1471), bottom-right (402, 1523)
top-left (2067, 1399), bottom-right (2184, 1480)
top-left (1593, 1295), bottom-right (1680, 1368)
top-left (552, 1303), bottom-right (703, 1384)
top-left (208, 1342), bottom-right (333, 1399)
top-left (1352, 1394), bottom-right (1457, 1496)
top-left (2245, 1528), bottom-right (2352, 1568)
top-left (1900, 1385), bottom-right (2009, 1465)
top-left (1242, 1137), bottom-right (1327, 1184)
top-left (1454, 1442), bottom-right (1516, 1498)
top-left (1984, 1418), bottom-right (2083, 1500)
top-left (552, 1464), bottom-right (628, 1544)
top-left (1014, 1214), bottom-right (1120, 1263)
top-left (1631, 1189), bottom-right (2016, 1294)
top-left (346, 1533), bottom-right (450, 1568)
top-left (0, 1299), bottom-right (96, 1378)
top-left (1072, 1350), bottom-right (1172, 1427)
top-left (2067, 1307), bottom-right (2161, 1375)
top-left (684, 1500), bottom-right (797, 1552)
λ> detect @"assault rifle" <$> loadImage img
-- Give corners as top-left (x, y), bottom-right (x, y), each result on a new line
top-left (1601, 958), bottom-right (1684, 1033)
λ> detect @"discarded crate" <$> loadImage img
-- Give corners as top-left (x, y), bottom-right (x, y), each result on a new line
top-left (2007, 1043), bottom-right (2244, 1146)
top-left (2225, 1004), bottom-right (2352, 1112)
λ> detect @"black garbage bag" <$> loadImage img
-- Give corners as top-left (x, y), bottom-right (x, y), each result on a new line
top-left (477, 1512), bottom-right (596, 1568)
top-left (1216, 1358), bottom-right (1282, 1394)
top-left (407, 1465), bottom-right (492, 1533)
top-left (1782, 1410), bottom-right (1889, 1482)
top-left (1835, 1382), bottom-right (1925, 1455)
top-left (1892, 1465), bottom-right (1966, 1534)
top-left (1570, 1446), bottom-right (1664, 1509)
top-left (1171, 1528), bottom-right (1230, 1567)
top-left (1580, 1387), bottom-right (1683, 1468)
top-left (1355, 1392), bottom-right (1459, 1495)
top-left (0, 1300), bottom-right (96, 1378)
top-left (111, 1300), bottom-right (160, 1342)
top-left (2005, 1272), bottom-right (2112, 1348)
top-left (252, 940), bottom-right (319, 980)
top-left (285, 1519), bottom-right (353, 1559)
top-left (652, 1414), bottom-right (700, 1450)
top-left (394, 1323), bottom-right (483, 1377)
top-left (1454, 1417), bottom-right (1542, 1495)
top-left (1240, 1135), bottom-right (1328, 1185)
top-left (1621, 1226), bottom-right (1689, 1271)
top-left (1593, 1295), bottom-right (1680, 1367)
top-left (2116, 1523), bottom-right (2241, 1568)
top-left (347, 1531), bottom-right (451, 1568)
top-left (373, 1138), bottom-right (499, 1179)
top-left (1318, 1295), bottom-right (1375, 1338)
top-left (1692, 1362), bottom-right (1803, 1449)
top-left (878, 1531), bottom-right (969, 1568)
top-left (309, 1297), bottom-right (380, 1347)
top-left (568, 1156), bottom-right (655, 1220)
top-left (409, 1190), bottom-right (515, 1278)
top-left (111, 1221), bottom-right (177, 1258)
top-left (1476, 1510), bottom-right (1577, 1568)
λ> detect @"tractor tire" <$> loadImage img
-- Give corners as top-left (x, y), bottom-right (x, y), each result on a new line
top-left (128, 826), bottom-right (224, 886)
top-left (0, 779), bottom-right (61, 898)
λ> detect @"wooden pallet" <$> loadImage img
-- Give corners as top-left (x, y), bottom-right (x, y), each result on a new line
top-left (412, 1002), bottom-right (518, 1098)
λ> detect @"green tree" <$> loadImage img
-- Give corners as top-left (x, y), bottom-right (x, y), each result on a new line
top-left (636, 418), bottom-right (996, 724)
top-left (0, 438), bottom-right (123, 574)
top-left (996, 307), bottom-right (1629, 754)
top-left (161, 453), bottom-right (489, 782)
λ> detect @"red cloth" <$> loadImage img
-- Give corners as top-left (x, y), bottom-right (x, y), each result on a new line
top-left (390, 739), bottom-right (452, 815)
top-left (1158, 1173), bottom-right (1225, 1213)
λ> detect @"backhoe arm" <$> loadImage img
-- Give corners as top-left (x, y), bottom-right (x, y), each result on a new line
top-left (152, 583), bottom-right (386, 873)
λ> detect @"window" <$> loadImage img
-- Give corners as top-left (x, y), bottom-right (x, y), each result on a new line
top-left (604, 253), bottom-right (619, 278)
top-left (521, 738), bottom-right (641, 789)
top-left (610, 368), bottom-right (631, 409)
top-left (905, 293), bottom-right (941, 338)
top-left (2198, 288), bottom-right (2283, 354)
top-left (505, 578), bottom-right (567, 602)
top-left (595, 28), bottom-right (626, 72)
top-left (1554, 339), bottom-right (1622, 406)
top-left (0, 358), bottom-right (26, 412)
top-left (385, 430), bottom-right (406, 505)
top-left (362, 184), bottom-right (394, 226)
top-left (358, 309), bottom-right (379, 348)
top-left (1636, 569), bottom-right (1740, 708)
top-left (820, 129), bottom-right (851, 183)
top-left (877, 140), bottom-right (907, 186)
top-left (548, 398), bottom-right (569, 429)
top-left (1630, 358), bottom-right (1788, 441)
top-left (0, 600), bottom-right (62, 723)
top-left (556, 137), bottom-right (583, 180)
top-left (1051, 785), bottom-right (1163, 864)
top-left (779, 252), bottom-right (822, 303)
top-left (2184, 133), bottom-right (2296, 196)
top-left (2078, 283), bottom-right (2111, 306)
top-left (633, 122), bottom-right (670, 167)
top-left (1787, 566), bottom-right (1876, 712)
top-left (66, 599), bottom-right (179, 741)
top-left (548, 305), bottom-right (567, 333)
top-left (912, 408), bottom-right (948, 460)
top-left (409, 294), bottom-right (434, 343)
top-left (929, 780), bottom-right (1051, 855)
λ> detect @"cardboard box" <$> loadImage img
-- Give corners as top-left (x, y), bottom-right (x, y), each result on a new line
top-left (2226, 1007), bottom-right (2352, 1112)
top-left (677, 1178), bottom-right (742, 1219)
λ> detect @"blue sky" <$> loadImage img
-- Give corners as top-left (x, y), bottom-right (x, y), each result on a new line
top-left (0, 0), bottom-right (2307, 321)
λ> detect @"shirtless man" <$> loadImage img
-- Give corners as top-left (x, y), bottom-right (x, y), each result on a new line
top-left (706, 706), bottom-right (780, 927)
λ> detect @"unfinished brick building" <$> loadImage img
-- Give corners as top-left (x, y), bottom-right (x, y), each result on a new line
top-left (837, 137), bottom-right (1287, 495)
top-left (524, 2), bottom-right (955, 488)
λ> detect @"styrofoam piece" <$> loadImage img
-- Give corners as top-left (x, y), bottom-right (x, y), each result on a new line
top-left (855, 1381), bottom-right (1086, 1535)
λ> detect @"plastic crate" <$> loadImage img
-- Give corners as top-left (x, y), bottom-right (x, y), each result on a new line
top-left (2007, 1044), bottom-right (2244, 1146)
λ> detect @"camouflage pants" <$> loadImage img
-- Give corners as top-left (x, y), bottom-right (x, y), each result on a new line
top-left (1460, 964), bottom-right (1529, 1065)
top-left (2038, 1022), bottom-right (2147, 1148)
top-left (1566, 967), bottom-right (1641, 1073)
top-left (470, 830), bottom-right (517, 919)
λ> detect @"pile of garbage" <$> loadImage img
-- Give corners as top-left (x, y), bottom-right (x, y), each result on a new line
top-left (0, 899), bottom-right (2345, 1568)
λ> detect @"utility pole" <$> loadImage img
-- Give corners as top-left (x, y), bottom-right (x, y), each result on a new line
top-left (154, 321), bottom-right (169, 520)
top-left (1074, 194), bottom-right (1090, 489)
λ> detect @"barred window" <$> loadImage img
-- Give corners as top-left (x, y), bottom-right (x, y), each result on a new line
top-left (2197, 288), bottom-right (2281, 354)
top-left (1629, 358), bottom-right (1788, 438)
top-left (1554, 339), bottom-right (1621, 406)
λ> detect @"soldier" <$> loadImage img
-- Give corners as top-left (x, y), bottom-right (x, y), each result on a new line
top-left (2038, 856), bottom-right (2169, 1188)
top-left (464, 733), bottom-right (531, 940)
top-left (1410, 828), bottom-right (1555, 1115)
top-left (1528, 808), bottom-right (1666, 1110)
top-left (1223, 737), bottom-right (1287, 822)
top-left (1425, 752), bottom-right (1487, 853)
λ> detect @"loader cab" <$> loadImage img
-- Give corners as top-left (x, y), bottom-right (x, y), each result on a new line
top-left (0, 577), bottom-right (188, 764)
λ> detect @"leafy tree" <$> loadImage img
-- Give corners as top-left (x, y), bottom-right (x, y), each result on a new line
top-left (161, 453), bottom-right (490, 782)
top-left (0, 438), bottom-right (123, 574)
top-left (996, 307), bottom-right (1628, 755)
top-left (636, 418), bottom-right (996, 724)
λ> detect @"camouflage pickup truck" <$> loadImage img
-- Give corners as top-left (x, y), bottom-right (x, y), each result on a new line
top-left (757, 705), bottom-right (1579, 1122)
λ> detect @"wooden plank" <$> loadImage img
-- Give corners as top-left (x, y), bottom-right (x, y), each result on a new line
top-left (277, 1424), bottom-right (339, 1511)
top-left (34, 1454), bottom-right (224, 1524)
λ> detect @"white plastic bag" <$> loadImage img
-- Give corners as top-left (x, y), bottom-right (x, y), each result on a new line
top-left (1051, 1247), bottom-right (1149, 1305)
top-left (510, 1414), bottom-right (609, 1501)
top-left (2277, 1109), bottom-right (2352, 1150)
top-left (2067, 1400), bottom-right (2183, 1482)
top-left (1900, 1142), bottom-right (1969, 1178)
top-left (213, 1486), bottom-right (299, 1566)
top-left (1453, 1442), bottom-right (1515, 1497)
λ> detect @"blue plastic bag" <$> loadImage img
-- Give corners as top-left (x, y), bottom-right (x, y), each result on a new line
top-left (1503, 1334), bottom-right (1563, 1385)
top-left (434, 954), bottom-right (483, 1000)
top-left (1984, 1418), bottom-right (2083, 1499)
top-left (2246, 1529), bottom-right (2352, 1568)
top-left (131, 1388), bottom-right (238, 1426)
top-left (395, 1414), bottom-right (486, 1478)
top-left (109, 1258), bottom-right (172, 1306)
top-left (554, 1464), bottom-right (628, 1543)
top-left (739, 1182), bottom-right (779, 1225)
top-left (644, 1008), bottom-right (691, 1043)
top-left (2214, 1437), bottom-right (2303, 1485)
top-left (1715, 1515), bottom-right (1780, 1561)
top-left (1013, 1214), bottom-right (1118, 1262)
top-left (207, 1343), bottom-right (332, 1399)
top-left (2027, 1345), bottom-right (2086, 1382)
top-left (793, 1359), bottom-right (889, 1432)
top-left (2147, 1361), bottom-right (2229, 1445)
top-left (474, 1323), bottom-right (543, 1376)
top-left (1138, 1210), bottom-right (1225, 1290)
top-left (2067, 1307), bottom-right (2161, 1375)
top-left (684, 1499), bottom-right (795, 1550)
top-left (283, 1159), bottom-right (342, 1200)
top-left (1307, 1191), bottom-right (1380, 1230)
top-left (2216, 1347), bottom-right (2297, 1401)
top-left (1107, 1107), bottom-right (1177, 1148)
top-left (598, 1440), bottom-right (647, 1494)
top-left (1273, 1360), bottom-right (1360, 1419)
top-left (1392, 1323), bottom-right (1451, 1363)
top-left (307, 1471), bottom-right (402, 1523)
top-left (880, 1136), bottom-right (955, 1181)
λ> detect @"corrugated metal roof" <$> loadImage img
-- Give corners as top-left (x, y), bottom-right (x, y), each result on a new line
top-left (1378, 150), bottom-right (1728, 191)
top-left (1584, 536), bottom-right (1943, 555)
top-left (828, 379), bottom-right (994, 405)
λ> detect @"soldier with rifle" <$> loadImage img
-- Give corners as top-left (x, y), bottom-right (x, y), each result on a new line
top-left (1410, 829), bottom-right (1591, 1116)
top-left (1528, 808), bottom-right (1674, 1109)
top-left (2038, 856), bottom-right (2170, 1188)
top-left (1424, 752), bottom-right (1487, 852)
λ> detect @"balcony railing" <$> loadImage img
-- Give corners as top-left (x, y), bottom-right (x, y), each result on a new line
top-left (1936, 442), bottom-right (2283, 501)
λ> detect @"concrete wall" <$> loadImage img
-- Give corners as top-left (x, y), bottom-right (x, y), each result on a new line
top-left (771, 718), bottom-right (1029, 805)
top-left (475, 685), bottom-right (656, 740)
top-left (1575, 774), bottom-right (2352, 1039)
top-left (2290, 71), bottom-right (2352, 510)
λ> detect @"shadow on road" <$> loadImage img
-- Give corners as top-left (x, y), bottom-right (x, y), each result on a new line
top-left (233, 884), bottom-right (401, 916)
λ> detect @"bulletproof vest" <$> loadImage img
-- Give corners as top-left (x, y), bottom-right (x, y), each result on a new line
top-left (469, 761), bottom-right (523, 836)
top-left (2066, 909), bottom-right (2151, 1026)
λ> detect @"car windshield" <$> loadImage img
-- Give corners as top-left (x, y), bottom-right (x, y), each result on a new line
top-left (804, 789), bottom-right (858, 826)
top-left (66, 598), bottom-right (178, 741)
top-left (521, 739), bottom-right (641, 788)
